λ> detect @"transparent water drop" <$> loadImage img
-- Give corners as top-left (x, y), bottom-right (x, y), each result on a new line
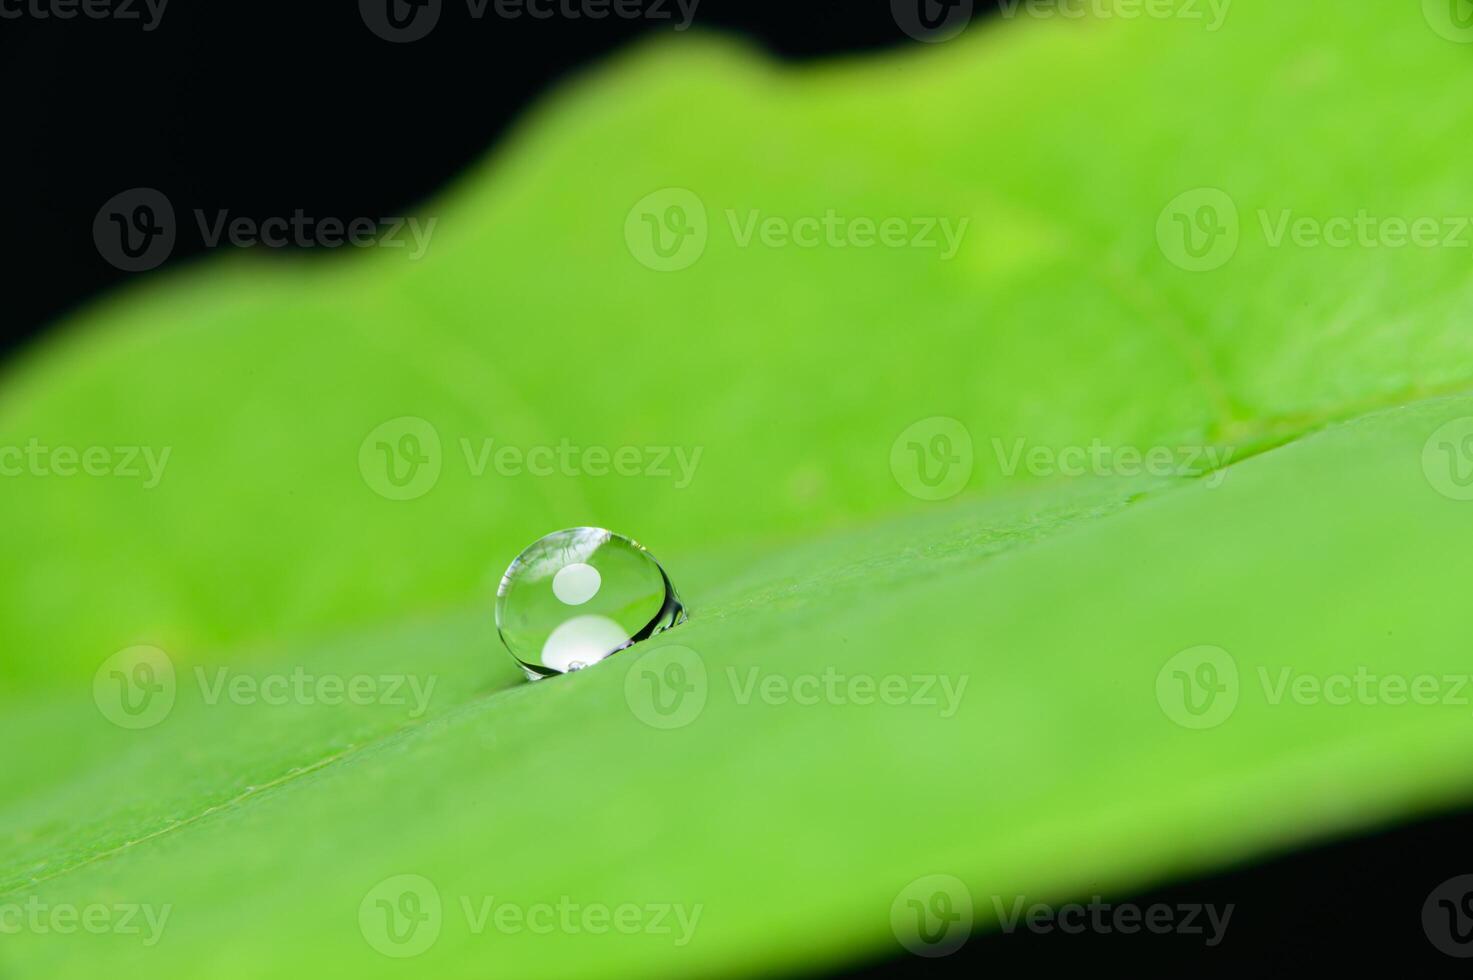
top-left (496, 527), bottom-right (687, 680)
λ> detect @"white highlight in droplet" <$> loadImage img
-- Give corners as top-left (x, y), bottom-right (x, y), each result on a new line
top-left (540, 615), bottom-right (627, 673)
top-left (552, 563), bottom-right (601, 606)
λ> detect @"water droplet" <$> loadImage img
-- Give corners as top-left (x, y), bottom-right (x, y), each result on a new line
top-left (496, 527), bottom-right (687, 680)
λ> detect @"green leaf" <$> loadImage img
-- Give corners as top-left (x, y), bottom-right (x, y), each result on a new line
top-left (5, 2), bottom-right (1473, 975)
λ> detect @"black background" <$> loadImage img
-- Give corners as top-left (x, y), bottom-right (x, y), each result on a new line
top-left (2, 0), bottom-right (1470, 972)
top-left (0, 0), bottom-right (906, 359)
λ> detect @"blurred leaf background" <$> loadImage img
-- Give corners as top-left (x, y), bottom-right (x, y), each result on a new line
top-left (4, 1), bottom-right (1473, 975)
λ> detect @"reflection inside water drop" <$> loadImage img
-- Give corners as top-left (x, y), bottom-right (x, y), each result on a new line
top-left (495, 527), bottom-right (687, 680)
